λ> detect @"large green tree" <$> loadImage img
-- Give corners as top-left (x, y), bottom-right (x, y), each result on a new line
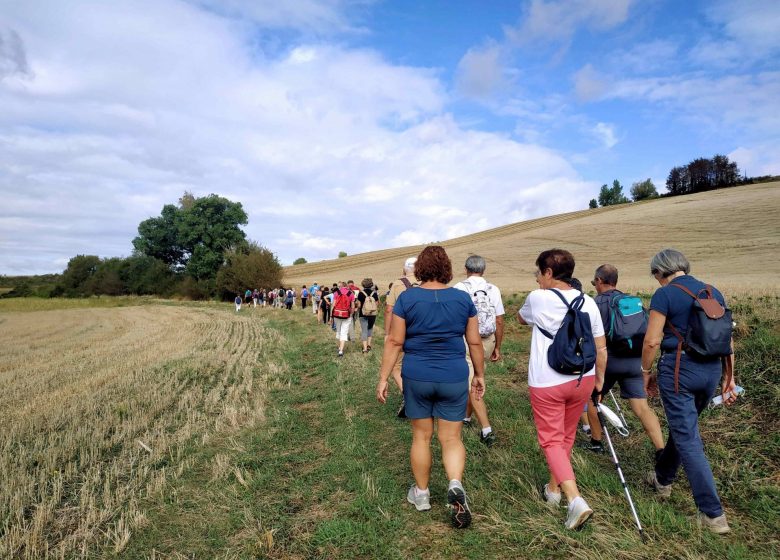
top-left (597, 180), bottom-right (629, 207)
top-left (133, 194), bottom-right (248, 281)
top-left (216, 242), bottom-right (283, 298)
top-left (630, 178), bottom-right (658, 201)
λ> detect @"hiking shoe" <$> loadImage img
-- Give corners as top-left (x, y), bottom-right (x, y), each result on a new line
top-left (565, 497), bottom-right (593, 530)
top-left (447, 482), bottom-right (472, 529)
top-left (541, 484), bottom-right (562, 507)
top-left (696, 512), bottom-right (730, 534)
top-left (462, 418), bottom-right (473, 427)
top-left (480, 431), bottom-right (496, 447)
top-left (406, 485), bottom-right (431, 511)
top-left (581, 424), bottom-right (591, 436)
top-left (645, 471), bottom-right (672, 499)
top-left (579, 438), bottom-right (604, 454)
top-left (337, 351), bottom-right (344, 358)
top-left (396, 400), bottom-right (407, 419)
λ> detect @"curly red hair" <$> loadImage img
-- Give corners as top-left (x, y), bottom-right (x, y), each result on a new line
top-left (414, 246), bottom-right (453, 284)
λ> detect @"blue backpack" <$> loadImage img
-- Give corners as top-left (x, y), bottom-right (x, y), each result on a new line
top-left (537, 289), bottom-right (597, 383)
top-left (597, 291), bottom-right (648, 357)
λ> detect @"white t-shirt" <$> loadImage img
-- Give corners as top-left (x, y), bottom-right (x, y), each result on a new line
top-left (519, 288), bottom-right (604, 388)
top-left (453, 276), bottom-right (505, 316)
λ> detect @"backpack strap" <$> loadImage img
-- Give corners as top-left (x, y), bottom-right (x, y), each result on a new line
top-left (400, 277), bottom-right (413, 289)
top-left (537, 289), bottom-right (584, 339)
top-left (670, 283), bottom-right (725, 319)
top-left (664, 319), bottom-right (685, 393)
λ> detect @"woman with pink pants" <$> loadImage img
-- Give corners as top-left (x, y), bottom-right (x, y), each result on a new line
top-left (517, 249), bottom-right (607, 530)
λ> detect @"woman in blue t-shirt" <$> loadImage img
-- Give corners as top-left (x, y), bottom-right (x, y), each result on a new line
top-left (376, 246), bottom-right (484, 529)
top-left (641, 248), bottom-right (737, 535)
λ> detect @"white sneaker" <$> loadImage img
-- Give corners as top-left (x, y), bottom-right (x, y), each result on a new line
top-left (447, 480), bottom-right (472, 529)
top-left (565, 497), bottom-right (593, 530)
top-left (542, 484), bottom-right (562, 507)
top-left (406, 485), bottom-right (431, 511)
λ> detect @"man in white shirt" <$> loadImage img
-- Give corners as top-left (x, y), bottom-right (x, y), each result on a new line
top-left (453, 255), bottom-right (504, 446)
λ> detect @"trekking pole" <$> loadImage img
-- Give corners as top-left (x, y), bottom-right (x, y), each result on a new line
top-left (593, 394), bottom-right (645, 542)
top-left (609, 389), bottom-right (630, 437)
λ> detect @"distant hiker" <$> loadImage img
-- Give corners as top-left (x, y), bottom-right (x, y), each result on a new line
top-left (384, 256), bottom-right (418, 417)
top-left (244, 289), bottom-right (252, 304)
top-left (585, 264), bottom-right (664, 455)
top-left (277, 287), bottom-right (285, 308)
top-left (357, 278), bottom-right (379, 353)
top-left (234, 295), bottom-right (242, 312)
top-left (377, 246), bottom-right (484, 529)
top-left (320, 286), bottom-right (331, 324)
top-left (454, 255), bottom-right (503, 447)
top-left (285, 288), bottom-right (294, 310)
top-left (252, 288), bottom-right (259, 308)
top-left (301, 285), bottom-right (309, 309)
top-left (258, 289), bottom-right (265, 307)
top-left (332, 282), bottom-right (355, 357)
top-left (311, 282), bottom-right (320, 315)
top-left (642, 248), bottom-right (736, 534)
top-left (517, 249), bottom-right (606, 530)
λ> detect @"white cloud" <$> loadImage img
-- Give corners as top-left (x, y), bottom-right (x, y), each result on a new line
top-left (507, 0), bottom-right (634, 46)
top-left (0, 0), bottom-right (598, 273)
top-left (573, 63), bottom-right (608, 101)
top-left (689, 0), bottom-right (780, 69)
top-left (455, 42), bottom-right (506, 99)
top-left (593, 122), bottom-right (618, 148)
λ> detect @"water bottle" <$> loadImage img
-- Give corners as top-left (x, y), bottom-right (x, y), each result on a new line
top-left (710, 385), bottom-right (744, 407)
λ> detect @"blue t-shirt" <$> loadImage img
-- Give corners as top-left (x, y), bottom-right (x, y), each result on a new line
top-left (393, 287), bottom-right (477, 383)
top-left (649, 275), bottom-right (726, 352)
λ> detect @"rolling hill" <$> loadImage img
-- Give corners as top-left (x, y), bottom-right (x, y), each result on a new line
top-left (283, 181), bottom-right (780, 295)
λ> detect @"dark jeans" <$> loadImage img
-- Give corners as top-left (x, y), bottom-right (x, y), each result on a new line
top-left (655, 352), bottom-right (723, 517)
top-left (302, 298), bottom-right (307, 309)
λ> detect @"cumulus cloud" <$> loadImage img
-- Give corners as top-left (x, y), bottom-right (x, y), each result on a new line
top-left (506, 0), bottom-right (634, 46)
top-left (455, 42), bottom-right (506, 99)
top-left (0, 0), bottom-right (598, 274)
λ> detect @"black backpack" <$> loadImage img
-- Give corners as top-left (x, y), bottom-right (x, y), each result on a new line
top-left (666, 283), bottom-right (733, 392)
top-left (537, 289), bottom-right (597, 384)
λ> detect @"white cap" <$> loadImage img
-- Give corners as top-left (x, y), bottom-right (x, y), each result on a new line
top-left (404, 257), bottom-right (417, 269)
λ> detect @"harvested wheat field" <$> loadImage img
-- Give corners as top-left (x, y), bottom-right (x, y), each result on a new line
top-left (283, 182), bottom-right (780, 295)
top-left (0, 303), bottom-right (283, 558)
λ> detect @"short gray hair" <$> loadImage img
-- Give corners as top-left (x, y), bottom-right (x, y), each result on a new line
top-left (650, 248), bottom-right (690, 278)
top-left (464, 255), bottom-right (486, 274)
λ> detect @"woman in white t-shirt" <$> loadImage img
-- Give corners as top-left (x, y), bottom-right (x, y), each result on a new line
top-left (518, 249), bottom-right (607, 531)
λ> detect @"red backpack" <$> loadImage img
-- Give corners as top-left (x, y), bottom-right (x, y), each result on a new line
top-left (332, 289), bottom-right (352, 318)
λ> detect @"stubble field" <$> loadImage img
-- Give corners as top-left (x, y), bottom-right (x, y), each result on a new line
top-left (0, 302), bottom-right (284, 558)
top-left (282, 182), bottom-right (780, 295)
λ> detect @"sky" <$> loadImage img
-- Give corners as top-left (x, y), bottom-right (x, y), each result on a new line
top-left (1, 0), bottom-right (778, 275)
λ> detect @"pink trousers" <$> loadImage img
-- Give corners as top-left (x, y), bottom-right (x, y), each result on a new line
top-left (529, 376), bottom-right (595, 484)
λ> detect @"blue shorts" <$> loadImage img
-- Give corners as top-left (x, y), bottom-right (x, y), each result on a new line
top-left (403, 378), bottom-right (468, 421)
top-left (601, 355), bottom-right (645, 399)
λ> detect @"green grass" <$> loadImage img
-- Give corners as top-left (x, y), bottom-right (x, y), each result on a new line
top-left (116, 302), bottom-right (778, 559)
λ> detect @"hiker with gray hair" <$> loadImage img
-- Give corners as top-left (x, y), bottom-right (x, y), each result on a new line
top-left (453, 255), bottom-right (504, 447)
top-left (642, 248), bottom-right (737, 534)
top-left (384, 256), bottom-right (418, 418)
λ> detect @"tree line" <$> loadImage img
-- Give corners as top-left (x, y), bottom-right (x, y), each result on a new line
top-left (6, 193), bottom-right (284, 300)
top-left (588, 154), bottom-right (758, 209)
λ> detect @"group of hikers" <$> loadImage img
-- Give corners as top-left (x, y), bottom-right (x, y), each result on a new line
top-left (233, 286), bottom-right (314, 311)
top-left (233, 246), bottom-right (739, 535)
top-left (373, 246), bottom-right (737, 534)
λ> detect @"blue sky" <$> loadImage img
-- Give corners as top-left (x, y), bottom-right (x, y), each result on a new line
top-left (1, 0), bottom-right (778, 274)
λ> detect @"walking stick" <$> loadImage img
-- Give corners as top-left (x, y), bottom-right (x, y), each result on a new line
top-left (593, 394), bottom-right (645, 542)
top-left (609, 389), bottom-right (631, 437)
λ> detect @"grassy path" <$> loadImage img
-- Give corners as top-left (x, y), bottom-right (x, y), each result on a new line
top-left (124, 306), bottom-right (778, 559)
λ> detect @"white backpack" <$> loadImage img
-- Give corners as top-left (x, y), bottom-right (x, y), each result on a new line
top-left (465, 280), bottom-right (497, 337)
